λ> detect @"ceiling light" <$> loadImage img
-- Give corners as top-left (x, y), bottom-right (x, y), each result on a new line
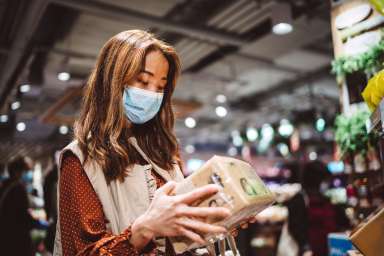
top-left (58, 72), bottom-right (71, 81)
top-left (187, 158), bottom-right (204, 172)
top-left (315, 118), bottom-right (326, 132)
top-left (20, 84), bottom-right (31, 93)
top-left (16, 122), bottom-right (26, 132)
top-left (233, 135), bottom-right (243, 147)
top-left (261, 124), bottom-right (274, 141)
top-left (11, 101), bottom-right (21, 110)
top-left (258, 139), bottom-right (271, 153)
top-left (185, 144), bottom-right (195, 154)
top-left (246, 127), bottom-right (258, 141)
top-left (59, 125), bottom-right (69, 135)
top-left (185, 117), bottom-right (196, 128)
top-left (309, 151), bottom-right (318, 161)
top-left (215, 106), bottom-right (228, 117)
top-left (231, 130), bottom-right (240, 138)
top-left (272, 23), bottom-right (293, 35)
top-left (277, 143), bottom-right (290, 157)
top-left (0, 115), bottom-right (8, 123)
top-left (216, 94), bottom-right (227, 103)
top-left (278, 119), bottom-right (294, 137)
top-left (227, 146), bottom-right (238, 156)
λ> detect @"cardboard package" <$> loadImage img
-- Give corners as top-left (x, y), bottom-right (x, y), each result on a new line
top-left (172, 155), bottom-right (275, 253)
top-left (350, 207), bottom-right (384, 256)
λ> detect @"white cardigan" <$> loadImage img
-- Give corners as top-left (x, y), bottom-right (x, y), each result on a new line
top-left (53, 137), bottom-right (184, 255)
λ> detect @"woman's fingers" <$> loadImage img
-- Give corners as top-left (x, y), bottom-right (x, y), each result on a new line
top-left (178, 226), bottom-right (205, 245)
top-left (240, 222), bottom-right (248, 229)
top-left (177, 218), bottom-right (227, 234)
top-left (156, 181), bottom-right (177, 195)
top-left (177, 205), bottom-right (230, 219)
top-left (176, 184), bottom-right (220, 205)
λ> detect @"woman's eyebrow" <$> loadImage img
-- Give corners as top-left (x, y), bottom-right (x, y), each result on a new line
top-left (141, 70), bottom-right (167, 80)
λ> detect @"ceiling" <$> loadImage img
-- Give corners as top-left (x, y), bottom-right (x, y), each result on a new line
top-left (0, 0), bottom-right (338, 162)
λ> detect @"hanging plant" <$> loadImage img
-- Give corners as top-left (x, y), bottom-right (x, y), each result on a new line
top-left (334, 110), bottom-right (377, 157)
top-left (331, 40), bottom-right (384, 80)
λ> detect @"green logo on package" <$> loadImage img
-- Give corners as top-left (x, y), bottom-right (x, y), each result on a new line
top-left (240, 177), bottom-right (268, 196)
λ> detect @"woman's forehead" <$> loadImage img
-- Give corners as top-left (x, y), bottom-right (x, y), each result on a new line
top-left (142, 50), bottom-right (169, 78)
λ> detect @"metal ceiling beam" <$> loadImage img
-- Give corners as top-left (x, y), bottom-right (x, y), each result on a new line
top-left (0, 0), bottom-right (50, 108)
top-left (50, 0), bottom-right (307, 74)
top-left (37, 46), bottom-right (302, 75)
top-left (50, 0), bottom-right (249, 46)
top-left (229, 65), bottom-right (332, 110)
top-left (36, 47), bottom-right (97, 60)
top-left (235, 52), bottom-right (303, 74)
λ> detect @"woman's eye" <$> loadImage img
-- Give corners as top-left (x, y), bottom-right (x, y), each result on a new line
top-left (138, 79), bottom-right (149, 85)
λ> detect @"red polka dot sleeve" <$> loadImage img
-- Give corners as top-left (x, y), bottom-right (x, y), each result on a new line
top-left (59, 152), bottom-right (154, 255)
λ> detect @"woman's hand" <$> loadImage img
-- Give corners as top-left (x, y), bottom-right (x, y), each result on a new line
top-left (230, 215), bottom-right (257, 236)
top-left (131, 181), bottom-right (231, 250)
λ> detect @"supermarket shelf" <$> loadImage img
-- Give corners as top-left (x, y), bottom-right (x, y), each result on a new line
top-left (331, 170), bottom-right (381, 178)
top-left (371, 182), bottom-right (384, 193)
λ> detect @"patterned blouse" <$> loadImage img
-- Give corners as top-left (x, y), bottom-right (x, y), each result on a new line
top-left (59, 152), bottom-right (193, 255)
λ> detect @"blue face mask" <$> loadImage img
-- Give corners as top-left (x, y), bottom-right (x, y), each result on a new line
top-left (22, 170), bottom-right (33, 183)
top-left (123, 86), bottom-right (164, 124)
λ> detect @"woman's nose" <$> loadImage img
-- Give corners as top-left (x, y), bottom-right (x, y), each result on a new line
top-left (148, 82), bottom-right (164, 92)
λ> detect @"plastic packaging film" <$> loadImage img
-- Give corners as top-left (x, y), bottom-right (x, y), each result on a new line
top-left (171, 155), bottom-right (276, 254)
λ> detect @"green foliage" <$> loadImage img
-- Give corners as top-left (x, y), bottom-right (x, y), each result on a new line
top-left (331, 40), bottom-right (384, 79)
top-left (334, 111), bottom-right (376, 156)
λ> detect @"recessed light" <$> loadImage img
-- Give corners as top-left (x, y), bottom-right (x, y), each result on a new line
top-left (59, 125), bottom-right (69, 135)
top-left (58, 72), bottom-right (71, 81)
top-left (185, 144), bottom-right (195, 154)
top-left (272, 22), bottom-right (293, 35)
top-left (185, 117), bottom-right (196, 128)
top-left (309, 151), bottom-right (318, 160)
top-left (215, 106), bottom-right (228, 118)
top-left (0, 115), bottom-right (8, 123)
top-left (16, 122), bottom-right (26, 132)
top-left (216, 94), bottom-right (227, 103)
top-left (11, 101), bottom-right (21, 110)
top-left (20, 84), bottom-right (31, 93)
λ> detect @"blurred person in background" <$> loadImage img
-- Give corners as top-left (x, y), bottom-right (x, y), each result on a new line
top-left (43, 153), bottom-right (59, 254)
top-left (302, 161), bottom-right (350, 256)
top-left (0, 163), bottom-right (5, 187)
top-left (277, 163), bottom-right (311, 256)
top-left (0, 156), bottom-right (36, 256)
top-left (54, 30), bottom-right (232, 255)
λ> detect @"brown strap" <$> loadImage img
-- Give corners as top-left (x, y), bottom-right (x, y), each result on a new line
top-left (165, 237), bottom-right (177, 256)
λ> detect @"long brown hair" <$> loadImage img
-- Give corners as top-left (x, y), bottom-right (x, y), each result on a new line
top-left (74, 30), bottom-right (181, 182)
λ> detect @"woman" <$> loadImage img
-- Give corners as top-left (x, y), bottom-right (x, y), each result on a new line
top-left (302, 161), bottom-right (349, 256)
top-left (53, 30), bottom-right (232, 255)
top-left (0, 157), bottom-right (36, 256)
